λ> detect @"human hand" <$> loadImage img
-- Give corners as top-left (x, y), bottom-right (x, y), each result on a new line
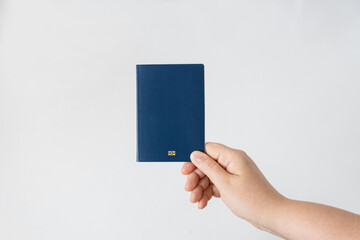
top-left (182, 142), bottom-right (360, 239)
top-left (181, 142), bottom-right (285, 228)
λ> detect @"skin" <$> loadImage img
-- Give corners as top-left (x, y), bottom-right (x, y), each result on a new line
top-left (181, 142), bottom-right (360, 240)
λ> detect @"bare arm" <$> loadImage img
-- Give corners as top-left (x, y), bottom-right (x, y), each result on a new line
top-left (267, 200), bottom-right (360, 239)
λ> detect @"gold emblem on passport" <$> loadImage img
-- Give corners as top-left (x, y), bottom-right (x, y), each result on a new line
top-left (168, 151), bottom-right (176, 156)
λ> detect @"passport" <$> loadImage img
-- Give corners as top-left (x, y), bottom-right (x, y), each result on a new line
top-left (136, 64), bottom-right (205, 162)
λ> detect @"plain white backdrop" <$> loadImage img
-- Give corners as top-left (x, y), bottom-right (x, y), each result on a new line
top-left (1, 0), bottom-right (360, 239)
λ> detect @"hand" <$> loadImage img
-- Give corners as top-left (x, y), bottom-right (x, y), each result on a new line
top-left (181, 142), bottom-right (285, 228)
top-left (181, 142), bottom-right (360, 240)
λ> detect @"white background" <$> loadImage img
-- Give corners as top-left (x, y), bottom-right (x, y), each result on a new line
top-left (1, 0), bottom-right (360, 239)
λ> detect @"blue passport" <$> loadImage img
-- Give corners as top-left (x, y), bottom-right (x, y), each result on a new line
top-left (136, 64), bottom-right (205, 162)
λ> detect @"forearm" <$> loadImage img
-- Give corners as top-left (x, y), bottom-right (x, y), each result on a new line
top-left (263, 198), bottom-right (360, 240)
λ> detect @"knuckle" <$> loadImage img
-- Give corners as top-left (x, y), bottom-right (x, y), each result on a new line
top-left (206, 159), bottom-right (218, 170)
top-left (235, 149), bottom-right (248, 158)
top-left (204, 189), bottom-right (212, 200)
top-left (205, 142), bottom-right (215, 152)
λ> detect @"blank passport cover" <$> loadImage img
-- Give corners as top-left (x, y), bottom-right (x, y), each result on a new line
top-left (136, 64), bottom-right (204, 162)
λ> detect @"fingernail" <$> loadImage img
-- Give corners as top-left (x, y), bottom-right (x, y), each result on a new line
top-left (191, 151), bottom-right (204, 164)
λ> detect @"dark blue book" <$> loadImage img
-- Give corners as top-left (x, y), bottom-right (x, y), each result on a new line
top-left (136, 64), bottom-right (205, 162)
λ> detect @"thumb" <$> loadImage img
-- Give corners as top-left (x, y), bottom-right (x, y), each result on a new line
top-left (190, 151), bottom-right (229, 188)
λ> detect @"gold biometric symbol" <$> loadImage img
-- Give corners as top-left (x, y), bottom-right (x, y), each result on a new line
top-left (168, 151), bottom-right (176, 156)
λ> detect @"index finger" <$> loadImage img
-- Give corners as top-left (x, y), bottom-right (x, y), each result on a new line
top-left (181, 162), bottom-right (196, 175)
top-left (181, 162), bottom-right (206, 179)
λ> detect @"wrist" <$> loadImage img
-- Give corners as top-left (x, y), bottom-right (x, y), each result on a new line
top-left (257, 194), bottom-right (291, 235)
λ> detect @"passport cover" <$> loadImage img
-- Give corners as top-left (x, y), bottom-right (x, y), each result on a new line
top-left (136, 64), bottom-right (204, 162)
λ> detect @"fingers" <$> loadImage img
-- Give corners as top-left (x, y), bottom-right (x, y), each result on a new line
top-left (198, 176), bottom-right (210, 190)
top-left (205, 142), bottom-right (230, 160)
top-left (190, 177), bottom-right (210, 203)
top-left (211, 184), bottom-right (220, 198)
top-left (198, 186), bottom-right (213, 209)
top-left (190, 151), bottom-right (229, 188)
top-left (194, 168), bottom-right (206, 179)
top-left (185, 172), bottom-right (199, 191)
top-left (205, 142), bottom-right (233, 171)
top-left (181, 147), bottom-right (228, 210)
top-left (191, 183), bottom-right (219, 209)
top-left (183, 164), bottom-right (208, 192)
top-left (190, 186), bottom-right (203, 203)
top-left (181, 162), bottom-right (196, 175)
top-left (181, 162), bottom-right (206, 178)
